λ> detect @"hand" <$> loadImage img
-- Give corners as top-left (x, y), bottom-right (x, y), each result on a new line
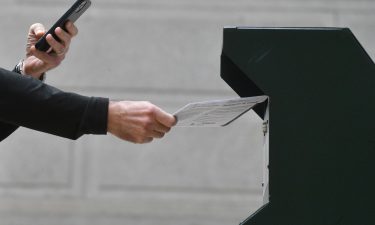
top-left (107, 101), bottom-right (177, 144)
top-left (23, 21), bottom-right (78, 79)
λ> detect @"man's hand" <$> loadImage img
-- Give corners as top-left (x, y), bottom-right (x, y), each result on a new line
top-left (23, 21), bottom-right (78, 79)
top-left (107, 101), bottom-right (177, 144)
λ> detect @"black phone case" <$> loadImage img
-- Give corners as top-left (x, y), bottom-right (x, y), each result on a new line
top-left (35, 0), bottom-right (91, 52)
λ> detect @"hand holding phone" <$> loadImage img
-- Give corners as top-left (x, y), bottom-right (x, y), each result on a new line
top-left (35, 0), bottom-right (91, 52)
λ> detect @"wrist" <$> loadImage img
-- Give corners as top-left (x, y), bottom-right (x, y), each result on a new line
top-left (22, 58), bottom-right (47, 81)
top-left (107, 101), bottom-right (119, 134)
top-left (14, 59), bottom-right (46, 81)
top-left (23, 64), bottom-right (46, 80)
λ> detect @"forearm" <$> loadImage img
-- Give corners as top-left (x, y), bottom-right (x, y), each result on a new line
top-left (0, 68), bottom-right (108, 140)
top-left (0, 65), bottom-right (27, 140)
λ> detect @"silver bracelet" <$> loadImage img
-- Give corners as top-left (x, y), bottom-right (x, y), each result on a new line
top-left (14, 59), bottom-right (25, 75)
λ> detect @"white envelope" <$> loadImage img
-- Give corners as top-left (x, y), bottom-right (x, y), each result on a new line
top-left (174, 96), bottom-right (268, 127)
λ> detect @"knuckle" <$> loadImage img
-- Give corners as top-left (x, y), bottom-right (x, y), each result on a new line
top-left (144, 118), bottom-right (154, 130)
top-left (30, 23), bottom-right (43, 30)
top-left (141, 128), bottom-right (150, 138)
top-left (135, 137), bottom-right (147, 144)
top-left (142, 101), bottom-right (152, 106)
top-left (145, 104), bottom-right (157, 115)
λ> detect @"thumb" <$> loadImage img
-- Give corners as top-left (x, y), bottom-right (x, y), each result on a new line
top-left (30, 23), bottom-right (46, 38)
top-left (155, 108), bottom-right (177, 128)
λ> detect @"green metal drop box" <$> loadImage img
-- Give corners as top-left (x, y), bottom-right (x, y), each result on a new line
top-left (221, 27), bottom-right (375, 225)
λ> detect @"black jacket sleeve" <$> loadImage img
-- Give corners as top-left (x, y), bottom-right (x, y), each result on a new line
top-left (0, 68), bottom-right (109, 141)
top-left (0, 68), bottom-right (24, 140)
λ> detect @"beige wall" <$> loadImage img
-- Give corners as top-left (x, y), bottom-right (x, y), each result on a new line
top-left (0, 0), bottom-right (374, 224)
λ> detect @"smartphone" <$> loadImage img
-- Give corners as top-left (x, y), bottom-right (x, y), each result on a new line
top-left (35, 0), bottom-right (91, 52)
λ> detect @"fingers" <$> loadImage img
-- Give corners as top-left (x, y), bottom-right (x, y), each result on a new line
top-left (147, 105), bottom-right (175, 139)
top-left (30, 46), bottom-right (62, 67)
top-left (46, 26), bottom-right (72, 55)
top-left (55, 27), bottom-right (72, 47)
top-left (65, 21), bottom-right (78, 36)
top-left (46, 33), bottom-right (66, 56)
top-left (132, 119), bottom-right (169, 142)
top-left (154, 123), bottom-right (171, 134)
top-left (107, 101), bottom-right (176, 144)
top-left (24, 22), bottom-right (78, 76)
top-left (142, 137), bottom-right (154, 144)
top-left (154, 107), bottom-right (177, 128)
top-left (29, 23), bottom-right (46, 38)
top-left (150, 121), bottom-right (171, 138)
top-left (150, 129), bottom-right (165, 139)
top-left (140, 117), bottom-right (169, 140)
top-left (45, 22), bottom-right (78, 56)
top-left (26, 23), bottom-right (46, 56)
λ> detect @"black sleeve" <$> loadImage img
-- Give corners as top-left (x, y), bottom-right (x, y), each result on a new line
top-left (0, 66), bottom-right (32, 140)
top-left (0, 68), bottom-right (109, 141)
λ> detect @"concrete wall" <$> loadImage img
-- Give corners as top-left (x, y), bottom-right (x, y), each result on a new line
top-left (0, 0), bottom-right (374, 225)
